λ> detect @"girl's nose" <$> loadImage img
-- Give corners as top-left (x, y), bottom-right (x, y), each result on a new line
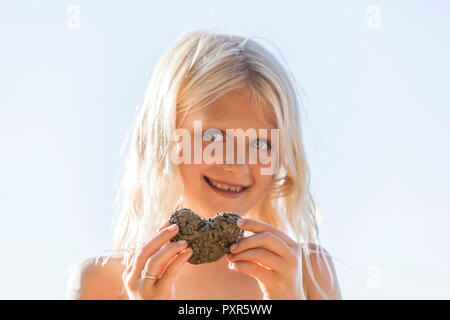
top-left (222, 162), bottom-right (250, 175)
top-left (223, 133), bottom-right (252, 165)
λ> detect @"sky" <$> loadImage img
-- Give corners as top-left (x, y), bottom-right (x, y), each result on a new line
top-left (0, 0), bottom-right (449, 299)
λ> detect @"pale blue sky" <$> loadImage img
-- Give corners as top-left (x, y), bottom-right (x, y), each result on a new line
top-left (0, 0), bottom-right (449, 299)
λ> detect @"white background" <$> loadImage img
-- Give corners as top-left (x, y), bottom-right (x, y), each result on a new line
top-left (0, 0), bottom-right (449, 299)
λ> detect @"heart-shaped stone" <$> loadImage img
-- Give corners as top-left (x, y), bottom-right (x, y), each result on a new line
top-left (169, 208), bottom-right (244, 264)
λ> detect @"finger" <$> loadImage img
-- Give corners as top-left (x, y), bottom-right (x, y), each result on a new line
top-left (150, 220), bottom-right (171, 240)
top-left (230, 231), bottom-right (294, 259)
top-left (129, 224), bottom-right (179, 285)
top-left (228, 260), bottom-right (278, 284)
top-left (143, 240), bottom-right (188, 280)
top-left (126, 221), bottom-right (172, 275)
top-left (123, 221), bottom-right (172, 285)
top-left (237, 218), bottom-right (297, 247)
top-left (158, 221), bottom-right (174, 250)
top-left (158, 220), bottom-right (171, 232)
top-left (228, 247), bottom-right (282, 272)
top-left (155, 247), bottom-right (193, 293)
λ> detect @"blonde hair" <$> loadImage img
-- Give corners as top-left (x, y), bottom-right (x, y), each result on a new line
top-left (104, 29), bottom-right (337, 298)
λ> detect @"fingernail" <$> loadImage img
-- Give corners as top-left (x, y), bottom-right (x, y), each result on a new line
top-left (230, 244), bottom-right (237, 252)
top-left (237, 219), bottom-right (244, 227)
top-left (159, 220), bottom-right (169, 228)
top-left (168, 224), bottom-right (178, 231)
top-left (177, 240), bottom-right (187, 246)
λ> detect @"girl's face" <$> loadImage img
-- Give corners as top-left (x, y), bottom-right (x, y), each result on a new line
top-left (176, 88), bottom-right (278, 219)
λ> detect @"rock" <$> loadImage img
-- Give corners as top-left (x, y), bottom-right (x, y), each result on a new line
top-left (169, 208), bottom-right (244, 264)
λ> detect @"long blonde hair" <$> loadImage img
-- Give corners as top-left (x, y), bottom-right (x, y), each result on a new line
top-left (104, 29), bottom-right (336, 298)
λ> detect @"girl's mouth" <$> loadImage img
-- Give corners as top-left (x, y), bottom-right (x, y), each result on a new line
top-left (203, 175), bottom-right (250, 198)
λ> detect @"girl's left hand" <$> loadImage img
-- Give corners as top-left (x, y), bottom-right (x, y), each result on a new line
top-left (226, 218), bottom-right (306, 300)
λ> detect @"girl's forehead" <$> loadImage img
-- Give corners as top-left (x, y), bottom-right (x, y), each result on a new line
top-left (178, 91), bottom-right (277, 130)
top-left (180, 105), bottom-right (275, 130)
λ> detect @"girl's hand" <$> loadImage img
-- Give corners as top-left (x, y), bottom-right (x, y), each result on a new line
top-left (226, 218), bottom-right (306, 300)
top-left (122, 221), bottom-right (193, 300)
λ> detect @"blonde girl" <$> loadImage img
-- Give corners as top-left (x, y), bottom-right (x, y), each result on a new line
top-left (67, 29), bottom-right (341, 300)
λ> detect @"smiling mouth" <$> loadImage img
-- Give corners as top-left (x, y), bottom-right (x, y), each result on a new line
top-left (203, 175), bottom-right (250, 194)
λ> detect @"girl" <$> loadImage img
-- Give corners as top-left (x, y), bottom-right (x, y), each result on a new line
top-left (67, 29), bottom-right (341, 300)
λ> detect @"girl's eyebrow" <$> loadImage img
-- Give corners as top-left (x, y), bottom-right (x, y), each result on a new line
top-left (202, 120), bottom-right (275, 132)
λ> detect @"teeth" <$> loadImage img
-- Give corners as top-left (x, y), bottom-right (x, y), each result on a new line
top-left (209, 180), bottom-right (242, 192)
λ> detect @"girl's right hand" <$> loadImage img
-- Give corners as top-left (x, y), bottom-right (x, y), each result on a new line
top-left (122, 221), bottom-right (193, 300)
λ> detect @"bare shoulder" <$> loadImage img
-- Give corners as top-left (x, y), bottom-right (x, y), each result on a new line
top-left (301, 243), bottom-right (342, 300)
top-left (66, 255), bottom-right (128, 300)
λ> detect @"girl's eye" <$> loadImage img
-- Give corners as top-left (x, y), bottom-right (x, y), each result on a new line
top-left (203, 129), bottom-right (224, 142)
top-left (250, 138), bottom-right (271, 150)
